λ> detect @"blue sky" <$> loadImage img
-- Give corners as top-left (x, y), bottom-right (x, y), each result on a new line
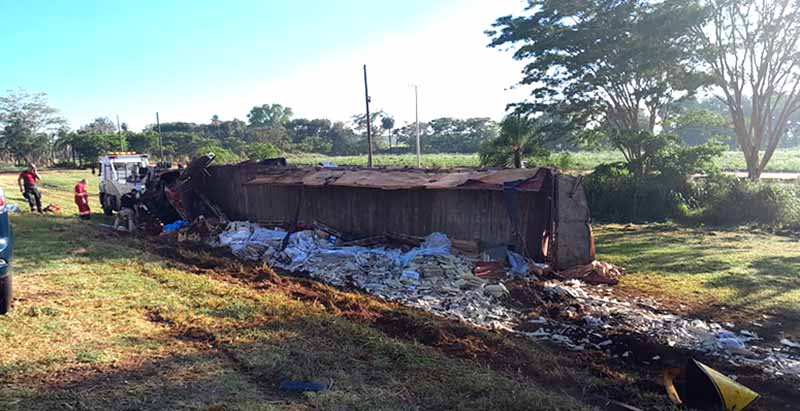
top-left (0, 0), bottom-right (527, 130)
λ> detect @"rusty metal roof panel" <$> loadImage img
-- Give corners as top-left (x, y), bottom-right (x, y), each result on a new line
top-left (243, 167), bottom-right (550, 191)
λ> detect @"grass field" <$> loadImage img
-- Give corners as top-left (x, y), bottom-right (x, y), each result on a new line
top-left (286, 148), bottom-right (800, 172)
top-left (595, 224), bottom-right (800, 323)
top-left (0, 170), bottom-right (798, 409)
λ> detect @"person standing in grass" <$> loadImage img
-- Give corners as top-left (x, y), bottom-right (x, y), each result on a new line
top-left (17, 163), bottom-right (42, 213)
top-left (74, 178), bottom-right (91, 219)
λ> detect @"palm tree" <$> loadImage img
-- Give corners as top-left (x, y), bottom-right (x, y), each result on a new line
top-left (381, 116), bottom-right (395, 148)
top-left (479, 115), bottom-right (546, 168)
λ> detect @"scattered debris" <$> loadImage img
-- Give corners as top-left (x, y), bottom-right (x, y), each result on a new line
top-left (163, 219), bottom-right (189, 232)
top-left (781, 338), bottom-right (800, 349)
top-left (534, 280), bottom-right (800, 378)
top-left (43, 203), bottom-right (62, 213)
top-left (207, 220), bottom-right (799, 382)
top-left (278, 379), bottom-right (328, 393)
top-left (555, 260), bottom-right (623, 285)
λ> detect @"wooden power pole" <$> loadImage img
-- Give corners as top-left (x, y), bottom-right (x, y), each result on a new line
top-left (413, 85), bottom-right (421, 168)
top-left (363, 65), bottom-right (373, 168)
top-left (156, 112), bottom-right (164, 165)
top-left (116, 115), bottom-right (123, 150)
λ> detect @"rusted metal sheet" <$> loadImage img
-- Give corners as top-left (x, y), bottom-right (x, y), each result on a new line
top-left (242, 167), bottom-right (546, 192)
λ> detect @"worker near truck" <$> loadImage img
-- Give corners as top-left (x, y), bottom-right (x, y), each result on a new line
top-left (17, 164), bottom-right (42, 213)
top-left (74, 179), bottom-right (91, 219)
top-left (114, 189), bottom-right (138, 232)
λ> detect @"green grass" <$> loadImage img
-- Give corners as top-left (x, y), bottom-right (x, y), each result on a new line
top-left (596, 224), bottom-right (800, 318)
top-left (287, 148), bottom-right (800, 172)
top-left (286, 152), bottom-right (482, 168)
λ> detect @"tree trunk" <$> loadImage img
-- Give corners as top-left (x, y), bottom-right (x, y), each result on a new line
top-left (744, 148), bottom-right (761, 181)
top-left (513, 150), bottom-right (522, 169)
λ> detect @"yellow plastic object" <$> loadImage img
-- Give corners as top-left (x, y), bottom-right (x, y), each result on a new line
top-left (662, 368), bottom-right (683, 405)
top-left (693, 359), bottom-right (760, 411)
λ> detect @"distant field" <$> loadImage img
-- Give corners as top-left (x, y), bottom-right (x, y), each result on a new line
top-left (287, 148), bottom-right (800, 172)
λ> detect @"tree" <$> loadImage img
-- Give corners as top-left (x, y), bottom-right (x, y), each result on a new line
top-left (480, 115), bottom-right (547, 168)
top-left (245, 142), bottom-right (282, 160)
top-left (245, 127), bottom-right (292, 149)
top-left (381, 115), bottom-right (395, 147)
top-left (0, 89), bottom-right (66, 164)
top-left (352, 111), bottom-right (394, 148)
top-left (428, 118), bottom-right (499, 153)
top-left (662, 108), bottom-right (734, 147)
top-left (286, 118), bottom-right (335, 153)
top-left (80, 117), bottom-right (117, 134)
top-left (68, 133), bottom-right (117, 165)
top-left (247, 104), bottom-right (293, 128)
top-left (488, 0), bottom-right (707, 141)
top-left (697, 0), bottom-right (800, 180)
top-left (125, 132), bottom-right (158, 154)
top-left (327, 122), bottom-right (361, 155)
top-left (214, 119), bottom-right (246, 141)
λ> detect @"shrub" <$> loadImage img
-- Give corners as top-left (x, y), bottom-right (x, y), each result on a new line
top-left (245, 142), bottom-right (282, 160)
top-left (51, 161), bottom-right (80, 169)
top-left (693, 176), bottom-right (800, 226)
top-left (585, 133), bottom-right (724, 222)
top-left (585, 163), bottom-right (690, 222)
top-left (193, 144), bottom-right (240, 164)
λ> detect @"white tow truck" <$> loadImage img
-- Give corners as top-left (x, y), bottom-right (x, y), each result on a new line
top-left (98, 152), bottom-right (150, 215)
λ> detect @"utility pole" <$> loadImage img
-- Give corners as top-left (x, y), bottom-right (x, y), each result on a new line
top-left (116, 115), bottom-right (123, 151)
top-left (412, 85), bottom-right (421, 168)
top-left (156, 112), bottom-right (164, 165)
top-left (363, 64), bottom-right (373, 168)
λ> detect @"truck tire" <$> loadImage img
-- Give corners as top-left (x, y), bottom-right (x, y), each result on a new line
top-left (0, 274), bottom-right (11, 315)
top-left (100, 193), bottom-right (113, 216)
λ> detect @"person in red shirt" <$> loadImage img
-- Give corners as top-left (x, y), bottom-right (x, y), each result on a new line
top-left (17, 164), bottom-right (42, 213)
top-left (74, 179), bottom-right (91, 219)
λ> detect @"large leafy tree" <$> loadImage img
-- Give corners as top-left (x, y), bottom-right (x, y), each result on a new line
top-left (0, 89), bottom-right (66, 164)
top-left (697, 0), bottom-right (800, 180)
top-left (326, 121), bottom-right (361, 155)
top-left (662, 108), bottom-right (734, 147)
top-left (68, 133), bottom-right (117, 165)
top-left (247, 104), bottom-right (293, 128)
top-left (426, 118), bottom-right (499, 153)
top-left (488, 0), bottom-right (707, 138)
top-left (80, 117), bottom-right (117, 134)
top-left (286, 118), bottom-right (335, 153)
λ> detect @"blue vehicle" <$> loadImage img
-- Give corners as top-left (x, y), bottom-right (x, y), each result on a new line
top-left (0, 187), bottom-right (13, 314)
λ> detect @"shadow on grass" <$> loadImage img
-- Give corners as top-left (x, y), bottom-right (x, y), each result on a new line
top-left (1, 310), bottom-right (601, 411)
top-left (2, 351), bottom-right (287, 411)
top-left (9, 213), bottom-right (132, 274)
top-left (701, 256), bottom-right (800, 322)
top-left (597, 228), bottom-right (733, 275)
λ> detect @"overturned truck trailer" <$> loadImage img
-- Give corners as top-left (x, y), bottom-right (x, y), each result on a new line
top-left (199, 165), bottom-right (594, 270)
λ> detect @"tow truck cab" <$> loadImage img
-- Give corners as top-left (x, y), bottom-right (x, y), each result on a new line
top-left (98, 152), bottom-right (150, 215)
